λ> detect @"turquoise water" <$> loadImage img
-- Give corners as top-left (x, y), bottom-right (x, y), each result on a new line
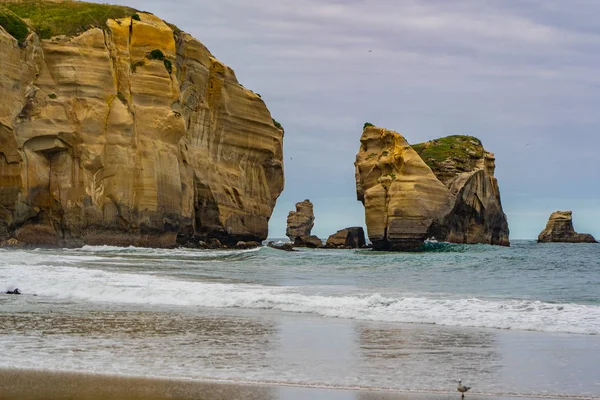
top-left (0, 241), bottom-right (599, 397)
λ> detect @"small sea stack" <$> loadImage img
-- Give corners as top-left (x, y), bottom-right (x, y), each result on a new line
top-left (538, 211), bottom-right (597, 243)
top-left (286, 200), bottom-right (322, 247)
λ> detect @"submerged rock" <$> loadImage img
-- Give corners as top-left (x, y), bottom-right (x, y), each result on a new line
top-left (538, 211), bottom-right (597, 243)
top-left (267, 241), bottom-right (296, 252)
top-left (286, 200), bottom-right (315, 241)
top-left (355, 126), bottom-right (509, 250)
top-left (326, 227), bottom-right (366, 248)
top-left (0, 6), bottom-right (284, 248)
top-left (235, 241), bottom-right (261, 249)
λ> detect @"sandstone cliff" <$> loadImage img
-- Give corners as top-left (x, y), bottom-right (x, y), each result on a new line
top-left (538, 211), bottom-right (597, 243)
top-left (0, 3), bottom-right (284, 247)
top-left (355, 126), bottom-right (509, 250)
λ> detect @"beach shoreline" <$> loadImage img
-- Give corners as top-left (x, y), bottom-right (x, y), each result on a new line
top-left (0, 368), bottom-right (590, 400)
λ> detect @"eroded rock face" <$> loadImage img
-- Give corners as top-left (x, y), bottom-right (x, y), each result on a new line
top-left (538, 211), bottom-right (597, 243)
top-left (355, 126), bottom-right (509, 250)
top-left (286, 199), bottom-right (315, 240)
top-left (326, 227), bottom-right (366, 249)
top-left (0, 13), bottom-right (283, 247)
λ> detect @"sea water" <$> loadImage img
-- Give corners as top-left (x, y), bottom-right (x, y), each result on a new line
top-left (0, 241), bottom-right (599, 397)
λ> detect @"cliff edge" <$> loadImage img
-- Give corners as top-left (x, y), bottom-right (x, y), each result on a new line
top-left (0, 2), bottom-right (284, 247)
top-left (355, 126), bottom-right (509, 250)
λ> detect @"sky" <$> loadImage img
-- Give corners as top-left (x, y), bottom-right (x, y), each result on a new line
top-left (103, 0), bottom-right (600, 240)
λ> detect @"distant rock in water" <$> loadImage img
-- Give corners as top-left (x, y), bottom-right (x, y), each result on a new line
top-left (538, 211), bottom-right (597, 243)
top-left (293, 235), bottom-right (323, 248)
top-left (0, 4), bottom-right (284, 248)
top-left (355, 125), bottom-right (509, 251)
top-left (326, 227), bottom-right (366, 249)
top-left (267, 241), bottom-right (296, 252)
top-left (286, 200), bottom-right (316, 241)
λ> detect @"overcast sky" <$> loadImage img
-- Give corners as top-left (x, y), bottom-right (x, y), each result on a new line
top-left (104, 0), bottom-right (600, 240)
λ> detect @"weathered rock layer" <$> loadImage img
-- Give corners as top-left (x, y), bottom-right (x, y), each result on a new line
top-left (286, 199), bottom-right (314, 241)
top-left (0, 8), bottom-right (283, 247)
top-left (538, 211), bottom-right (597, 243)
top-left (355, 126), bottom-right (509, 250)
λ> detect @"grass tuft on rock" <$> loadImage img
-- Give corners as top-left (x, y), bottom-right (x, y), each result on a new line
top-left (163, 59), bottom-right (172, 74)
top-left (363, 122), bottom-right (374, 129)
top-left (411, 135), bottom-right (483, 164)
top-left (0, 7), bottom-right (29, 42)
top-left (147, 49), bottom-right (165, 60)
top-left (411, 135), bottom-right (485, 183)
top-left (272, 118), bottom-right (283, 130)
top-left (2, 0), bottom-right (135, 39)
top-left (131, 60), bottom-right (145, 73)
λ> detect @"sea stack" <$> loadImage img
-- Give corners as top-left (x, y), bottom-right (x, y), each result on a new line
top-left (538, 211), bottom-right (597, 243)
top-left (286, 200), bottom-right (322, 247)
top-left (286, 200), bottom-right (315, 240)
top-left (0, 4), bottom-right (284, 247)
top-left (355, 125), bottom-right (509, 250)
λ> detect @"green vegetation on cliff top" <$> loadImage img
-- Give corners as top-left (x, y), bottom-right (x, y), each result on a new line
top-left (1, 1), bottom-right (135, 39)
top-left (411, 135), bottom-right (484, 170)
top-left (0, 8), bottom-right (29, 41)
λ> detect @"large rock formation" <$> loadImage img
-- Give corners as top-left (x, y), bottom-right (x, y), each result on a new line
top-left (355, 126), bottom-right (509, 250)
top-left (0, 4), bottom-right (284, 247)
top-left (326, 227), bottom-right (366, 249)
top-left (538, 211), bottom-right (597, 243)
top-left (286, 199), bottom-right (315, 240)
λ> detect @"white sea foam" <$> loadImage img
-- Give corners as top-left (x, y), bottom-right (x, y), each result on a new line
top-left (70, 245), bottom-right (262, 258)
top-left (2, 261), bottom-right (599, 335)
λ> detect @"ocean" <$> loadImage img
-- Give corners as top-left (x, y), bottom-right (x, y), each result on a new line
top-left (1, 241), bottom-right (599, 398)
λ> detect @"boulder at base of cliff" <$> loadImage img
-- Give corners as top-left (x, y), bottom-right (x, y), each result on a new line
top-left (538, 211), bottom-right (597, 243)
top-left (293, 235), bottom-right (323, 248)
top-left (0, 238), bottom-right (19, 247)
top-left (326, 227), bottom-right (366, 248)
top-left (286, 200), bottom-right (315, 240)
top-left (235, 241), bottom-right (261, 249)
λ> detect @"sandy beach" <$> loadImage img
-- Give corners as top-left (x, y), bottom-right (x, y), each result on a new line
top-left (0, 368), bottom-right (579, 400)
top-left (1, 245), bottom-right (599, 399)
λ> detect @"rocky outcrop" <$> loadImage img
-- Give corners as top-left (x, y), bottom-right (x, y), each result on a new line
top-left (0, 6), bottom-right (284, 247)
top-left (355, 126), bottom-right (509, 250)
top-left (286, 199), bottom-right (315, 240)
top-left (293, 235), bottom-right (322, 248)
top-left (538, 211), bottom-right (597, 243)
top-left (326, 227), bottom-right (366, 248)
top-left (267, 241), bottom-right (296, 252)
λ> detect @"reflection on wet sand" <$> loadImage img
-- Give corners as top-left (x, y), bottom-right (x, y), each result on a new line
top-left (356, 323), bottom-right (501, 393)
top-left (0, 310), bottom-right (277, 380)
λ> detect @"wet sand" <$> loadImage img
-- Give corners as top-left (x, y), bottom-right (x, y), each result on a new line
top-left (0, 368), bottom-right (579, 400)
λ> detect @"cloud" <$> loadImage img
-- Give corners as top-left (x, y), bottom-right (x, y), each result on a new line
top-left (100, 0), bottom-right (600, 239)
